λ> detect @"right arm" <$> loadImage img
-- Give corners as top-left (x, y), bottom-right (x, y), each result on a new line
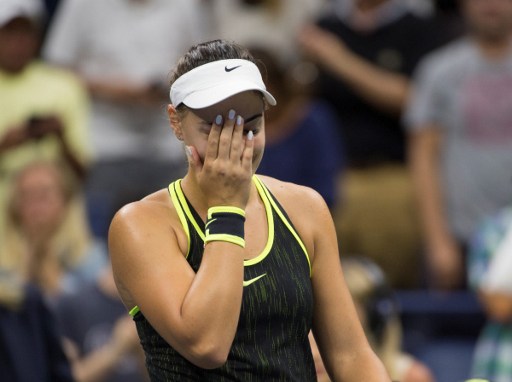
top-left (109, 112), bottom-right (253, 369)
top-left (110, 208), bottom-right (245, 369)
top-left (408, 126), bottom-right (463, 289)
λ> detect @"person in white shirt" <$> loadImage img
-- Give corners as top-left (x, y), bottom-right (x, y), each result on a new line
top-left (43, 0), bottom-right (208, 237)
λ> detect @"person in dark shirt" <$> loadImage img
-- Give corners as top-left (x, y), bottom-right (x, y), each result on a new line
top-left (299, 0), bottom-right (452, 288)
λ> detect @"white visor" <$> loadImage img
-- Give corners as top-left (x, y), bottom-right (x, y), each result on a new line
top-left (170, 59), bottom-right (277, 109)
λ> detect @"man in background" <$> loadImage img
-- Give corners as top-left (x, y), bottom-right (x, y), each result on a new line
top-left (405, 0), bottom-right (512, 289)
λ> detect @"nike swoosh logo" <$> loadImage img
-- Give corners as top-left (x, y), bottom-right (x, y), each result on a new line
top-left (243, 273), bottom-right (267, 287)
top-left (225, 65), bottom-right (241, 72)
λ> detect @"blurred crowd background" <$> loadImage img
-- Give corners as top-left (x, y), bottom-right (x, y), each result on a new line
top-left (1, 0), bottom-right (512, 381)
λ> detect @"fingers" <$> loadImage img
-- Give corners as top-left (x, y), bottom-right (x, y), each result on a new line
top-left (205, 109), bottom-right (246, 163)
top-left (204, 115), bottom-right (223, 162)
top-left (230, 115), bottom-right (244, 162)
top-left (241, 129), bottom-right (254, 174)
top-left (217, 109), bottom-right (237, 160)
top-left (194, 110), bottom-right (254, 209)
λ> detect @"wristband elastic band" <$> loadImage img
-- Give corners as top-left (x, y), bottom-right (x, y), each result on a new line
top-left (204, 206), bottom-right (246, 248)
top-left (204, 233), bottom-right (246, 248)
top-left (207, 206), bottom-right (245, 219)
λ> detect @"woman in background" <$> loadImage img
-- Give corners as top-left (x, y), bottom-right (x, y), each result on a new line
top-left (0, 161), bottom-right (106, 301)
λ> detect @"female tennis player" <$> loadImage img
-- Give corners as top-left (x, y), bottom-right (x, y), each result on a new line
top-left (109, 39), bottom-right (390, 381)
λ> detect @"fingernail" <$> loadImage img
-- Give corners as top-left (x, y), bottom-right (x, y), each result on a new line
top-left (247, 130), bottom-right (254, 141)
top-left (215, 115), bottom-right (223, 125)
top-left (185, 146), bottom-right (192, 157)
top-left (228, 109), bottom-right (235, 120)
top-left (236, 115), bottom-right (243, 126)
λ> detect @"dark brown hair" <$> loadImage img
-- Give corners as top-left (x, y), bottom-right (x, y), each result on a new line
top-left (169, 39), bottom-right (257, 87)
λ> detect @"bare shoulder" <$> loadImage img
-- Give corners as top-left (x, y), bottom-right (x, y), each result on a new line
top-left (108, 189), bottom-right (188, 309)
top-left (109, 189), bottom-right (175, 237)
top-left (108, 188), bottom-right (188, 265)
top-left (256, 175), bottom-right (329, 219)
top-left (256, 175), bottom-right (333, 260)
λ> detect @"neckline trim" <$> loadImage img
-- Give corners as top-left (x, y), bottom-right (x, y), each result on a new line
top-left (173, 175), bottom-right (275, 266)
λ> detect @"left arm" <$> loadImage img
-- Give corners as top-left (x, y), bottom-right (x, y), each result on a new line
top-left (271, 181), bottom-right (390, 381)
top-left (309, 193), bottom-right (390, 381)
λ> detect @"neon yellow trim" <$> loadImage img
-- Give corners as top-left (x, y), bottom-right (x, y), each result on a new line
top-left (169, 181), bottom-right (191, 258)
top-left (175, 180), bottom-right (205, 241)
top-left (207, 206), bottom-right (245, 219)
top-left (129, 305), bottom-right (140, 317)
top-left (254, 176), bottom-right (312, 276)
top-left (204, 234), bottom-right (246, 248)
top-left (174, 177), bottom-right (273, 264)
top-left (244, 176), bottom-right (274, 266)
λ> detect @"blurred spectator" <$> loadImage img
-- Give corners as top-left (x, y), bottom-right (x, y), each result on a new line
top-left (43, 0), bottom-right (207, 238)
top-left (0, 0), bottom-right (90, 234)
top-left (55, 264), bottom-right (148, 382)
top-left (468, 205), bottom-right (512, 381)
top-left (207, 0), bottom-right (328, 65)
top-left (0, 161), bottom-right (107, 302)
top-left (309, 256), bottom-right (433, 382)
top-left (405, 0), bottom-right (512, 289)
top-left (299, 0), bottom-right (448, 288)
top-left (0, 274), bottom-right (73, 382)
top-left (251, 47), bottom-right (344, 209)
